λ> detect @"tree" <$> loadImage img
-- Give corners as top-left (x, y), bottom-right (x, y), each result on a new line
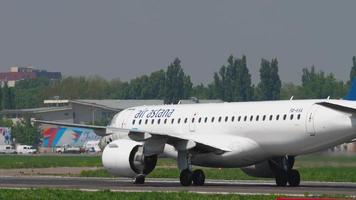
top-left (11, 117), bottom-right (40, 146)
top-left (192, 83), bottom-right (210, 99)
top-left (2, 82), bottom-right (13, 109)
top-left (350, 56), bottom-right (356, 82)
top-left (213, 55), bottom-right (253, 102)
top-left (258, 58), bottom-right (281, 100)
top-left (148, 70), bottom-right (166, 99)
top-left (164, 58), bottom-right (192, 104)
top-left (14, 78), bottom-right (49, 108)
top-left (301, 66), bottom-right (346, 99)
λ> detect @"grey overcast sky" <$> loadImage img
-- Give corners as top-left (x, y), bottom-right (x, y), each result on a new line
top-left (0, 0), bottom-right (355, 84)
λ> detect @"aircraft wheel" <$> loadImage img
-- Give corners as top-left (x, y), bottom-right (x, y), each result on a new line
top-left (192, 169), bottom-right (205, 186)
top-left (133, 175), bottom-right (145, 184)
top-left (288, 169), bottom-right (300, 187)
top-left (180, 169), bottom-right (193, 186)
top-left (275, 171), bottom-right (288, 187)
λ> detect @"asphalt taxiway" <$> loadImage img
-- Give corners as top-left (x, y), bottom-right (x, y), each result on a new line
top-left (0, 176), bottom-right (356, 196)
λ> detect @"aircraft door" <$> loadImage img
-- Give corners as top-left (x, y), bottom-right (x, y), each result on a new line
top-left (305, 105), bottom-right (318, 136)
top-left (121, 109), bottom-right (136, 128)
top-left (189, 113), bottom-right (197, 132)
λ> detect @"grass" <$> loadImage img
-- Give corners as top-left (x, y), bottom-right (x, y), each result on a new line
top-left (0, 155), bottom-right (101, 169)
top-left (0, 188), bottom-right (350, 200)
top-left (0, 188), bottom-right (285, 200)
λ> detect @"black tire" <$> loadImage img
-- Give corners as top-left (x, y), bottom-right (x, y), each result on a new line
top-left (275, 171), bottom-right (288, 187)
top-left (133, 175), bottom-right (145, 184)
top-left (180, 169), bottom-right (192, 186)
top-left (192, 169), bottom-right (205, 186)
top-left (288, 169), bottom-right (300, 187)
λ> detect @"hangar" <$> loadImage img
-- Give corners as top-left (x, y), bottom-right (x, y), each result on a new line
top-left (2, 99), bottom-right (223, 125)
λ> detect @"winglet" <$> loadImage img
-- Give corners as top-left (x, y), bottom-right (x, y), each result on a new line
top-left (344, 78), bottom-right (356, 100)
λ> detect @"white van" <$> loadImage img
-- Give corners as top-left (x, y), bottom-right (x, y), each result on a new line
top-left (16, 145), bottom-right (37, 154)
top-left (83, 140), bottom-right (101, 153)
top-left (0, 145), bottom-right (16, 154)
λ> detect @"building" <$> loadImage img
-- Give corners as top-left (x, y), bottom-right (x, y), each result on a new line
top-left (0, 65), bottom-right (61, 87)
top-left (3, 99), bottom-right (223, 125)
top-left (1, 106), bottom-right (73, 124)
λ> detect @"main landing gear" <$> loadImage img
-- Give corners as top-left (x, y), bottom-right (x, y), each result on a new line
top-left (180, 169), bottom-right (206, 186)
top-left (133, 174), bottom-right (146, 184)
top-left (271, 156), bottom-right (300, 187)
top-left (178, 151), bottom-right (205, 186)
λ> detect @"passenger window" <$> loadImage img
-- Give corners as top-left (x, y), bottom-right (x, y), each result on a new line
top-left (184, 118), bottom-right (188, 123)
top-left (198, 117), bottom-right (202, 123)
top-left (151, 119), bottom-right (154, 124)
top-left (171, 118), bottom-right (174, 124)
top-left (139, 119), bottom-right (142, 125)
top-left (225, 116), bottom-right (228, 122)
top-left (132, 120), bottom-right (135, 125)
top-left (231, 116), bottom-right (235, 122)
top-left (269, 115), bottom-right (273, 121)
top-left (276, 115), bottom-right (280, 120)
top-left (263, 115), bottom-right (266, 121)
top-left (178, 118), bottom-right (181, 124)
top-left (157, 119), bottom-right (161, 124)
top-left (218, 116), bottom-right (222, 122)
top-left (297, 114), bottom-right (301, 120)
top-left (145, 119), bottom-right (148, 124)
top-left (256, 115), bottom-right (259, 121)
top-left (250, 116), bottom-right (253, 121)
top-left (211, 117), bottom-right (215, 122)
top-left (238, 116), bottom-right (241, 122)
top-left (283, 114), bottom-right (287, 120)
top-left (204, 117), bottom-right (208, 123)
top-left (244, 116), bottom-right (247, 121)
top-left (192, 118), bottom-right (195, 123)
top-left (164, 119), bottom-right (167, 124)
top-left (290, 114), bottom-right (294, 120)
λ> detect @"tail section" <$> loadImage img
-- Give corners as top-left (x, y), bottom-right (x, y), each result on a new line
top-left (344, 78), bottom-right (356, 101)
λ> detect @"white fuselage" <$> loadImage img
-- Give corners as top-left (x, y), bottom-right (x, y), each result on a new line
top-left (109, 99), bottom-right (356, 168)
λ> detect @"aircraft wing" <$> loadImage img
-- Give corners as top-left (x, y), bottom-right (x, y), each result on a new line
top-left (33, 120), bottom-right (107, 136)
top-left (34, 120), bottom-right (236, 153)
top-left (316, 101), bottom-right (356, 114)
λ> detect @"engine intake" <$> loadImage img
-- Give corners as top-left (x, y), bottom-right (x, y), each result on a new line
top-left (102, 139), bottom-right (157, 177)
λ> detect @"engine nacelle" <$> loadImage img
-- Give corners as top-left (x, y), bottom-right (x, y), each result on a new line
top-left (102, 139), bottom-right (157, 177)
top-left (240, 161), bottom-right (275, 178)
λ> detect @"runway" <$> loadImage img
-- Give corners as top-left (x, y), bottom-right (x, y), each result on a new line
top-left (0, 176), bottom-right (356, 196)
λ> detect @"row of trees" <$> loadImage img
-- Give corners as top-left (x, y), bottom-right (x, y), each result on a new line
top-left (1, 55), bottom-right (356, 109)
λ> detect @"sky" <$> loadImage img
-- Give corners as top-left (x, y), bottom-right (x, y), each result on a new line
top-left (0, 0), bottom-right (355, 85)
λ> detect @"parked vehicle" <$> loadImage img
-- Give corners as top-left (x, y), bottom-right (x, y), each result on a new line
top-left (0, 145), bottom-right (16, 154)
top-left (56, 145), bottom-right (85, 154)
top-left (16, 145), bottom-right (37, 154)
top-left (83, 140), bottom-right (101, 153)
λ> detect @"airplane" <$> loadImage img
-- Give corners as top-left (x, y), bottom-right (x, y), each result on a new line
top-left (35, 79), bottom-right (356, 187)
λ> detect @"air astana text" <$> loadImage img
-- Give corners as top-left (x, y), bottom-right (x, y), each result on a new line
top-left (134, 109), bottom-right (175, 119)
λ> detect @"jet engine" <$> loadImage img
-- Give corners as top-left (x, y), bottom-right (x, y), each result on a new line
top-left (102, 139), bottom-right (157, 177)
